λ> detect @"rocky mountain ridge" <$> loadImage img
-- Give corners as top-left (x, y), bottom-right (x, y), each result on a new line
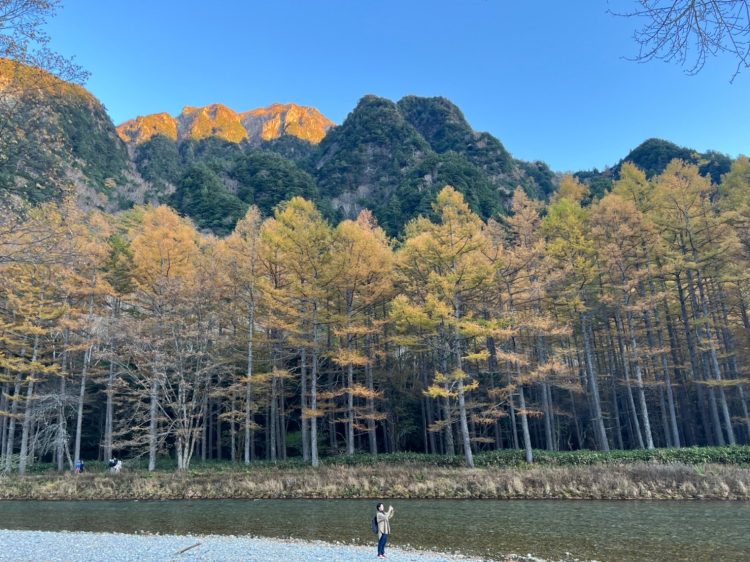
top-left (117, 103), bottom-right (334, 146)
top-left (1, 60), bottom-right (738, 236)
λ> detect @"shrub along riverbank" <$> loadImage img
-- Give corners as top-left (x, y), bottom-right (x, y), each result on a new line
top-left (2, 447), bottom-right (750, 501)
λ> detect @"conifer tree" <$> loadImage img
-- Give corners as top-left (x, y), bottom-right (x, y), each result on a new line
top-left (331, 211), bottom-right (393, 455)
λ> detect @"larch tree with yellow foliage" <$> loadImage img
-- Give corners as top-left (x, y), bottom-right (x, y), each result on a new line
top-left (260, 197), bottom-right (336, 466)
top-left (542, 176), bottom-right (610, 452)
top-left (394, 187), bottom-right (493, 468)
top-left (330, 210), bottom-right (393, 455)
top-left (127, 205), bottom-right (205, 470)
top-left (484, 188), bottom-right (567, 462)
top-left (219, 206), bottom-right (264, 464)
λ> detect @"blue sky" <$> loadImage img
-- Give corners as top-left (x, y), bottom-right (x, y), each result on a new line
top-left (45, 0), bottom-right (749, 171)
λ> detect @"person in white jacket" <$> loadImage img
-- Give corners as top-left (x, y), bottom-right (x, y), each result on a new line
top-left (375, 503), bottom-right (394, 558)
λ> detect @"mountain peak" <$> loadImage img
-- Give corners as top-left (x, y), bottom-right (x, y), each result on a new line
top-left (117, 112), bottom-right (178, 145)
top-left (241, 103), bottom-right (334, 144)
top-left (117, 102), bottom-right (334, 146)
top-left (178, 103), bottom-right (246, 143)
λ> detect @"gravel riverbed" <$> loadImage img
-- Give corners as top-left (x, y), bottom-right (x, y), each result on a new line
top-left (0, 530), bottom-right (547, 562)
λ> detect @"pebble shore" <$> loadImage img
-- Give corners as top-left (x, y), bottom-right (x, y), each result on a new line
top-left (0, 530), bottom-right (522, 562)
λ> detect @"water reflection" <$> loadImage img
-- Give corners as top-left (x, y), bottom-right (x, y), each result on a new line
top-left (1, 499), bottom-right (748, 561)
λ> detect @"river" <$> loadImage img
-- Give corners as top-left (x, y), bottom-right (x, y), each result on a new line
top-left (1, 499), bottom-right (748, 561)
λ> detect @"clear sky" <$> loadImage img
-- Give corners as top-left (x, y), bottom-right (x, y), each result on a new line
top-left (45, 0), bottom-right (749, 172)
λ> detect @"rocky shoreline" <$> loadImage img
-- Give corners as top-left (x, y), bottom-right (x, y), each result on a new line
top-left (0, 530), bottom-right (553, 562)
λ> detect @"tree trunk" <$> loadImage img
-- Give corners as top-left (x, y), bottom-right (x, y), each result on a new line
top-left (346, 295), bottom-right (355, 456)
top-left (0, 379), bottom-right (8, 463)
top-left (56, 374), bottom-right (66, 472)
top-left (517, 383), bottom-right (533, 463)
top-left (244, 305), bottom-right (254, 464)
top-left (264, 403), bottom-right (271, 460)
top-left (365, 328), bottom-right (377, 455)
top-left (687, 269), bottom-right (733, 444)
top-left (327, 365), bottom-right (337, 452)
top-left (624, 310), bottom-right (654, 449)
top-left (269, 373), bottom-right (278, 461)
top-left (486, 334), bottom-right (504, 450)
top-left (18, 336), bottom-right (39, 475)
top-left (509, 394), bottom-right (520, 450)
top-left (643, 295), bottom-right (681, 448)
top-left (569, 389), bottom-right (583, 449)
top-left (55, 329), bottom-right (69, 472)
top-left (451, 310), bottom-right (474, 468)
top-left (662, 296), bottom-right (696, 446)
top-left (609, 373), bottom-right (624, 450)
top-left (439, 340), bottom-right (455, 456)
top-left (309, 302), bottom-right (320, 467)
top-left (279, 378), bottom-right (287, 460)
top-left (230, 394), bottom-right (237, 462)
top-left (18, 379), bottom-right (35, 475)
top-left (104, 347), bottom-right (115, 462)
top-left (310, 342), bottom-right (319, 468)
top-left (300, 347), bottom-right (310, 462)
top-left (541, 382), bottom-right (555, 451)
top-left (201, 384), bottom-right (208, 461)
top-left (537, 338), bottom-right (555, 451)
top-left (3, 376), bottom-right (21, 472)
top-left (215, 375), bottom-right (223, 461)
top-left (73, 345), bottom-right (93, 466)
top-left (148, 376), bottom-right (159, 471)
top-left (713, 281), bottom-right (750, 441)
top-left (456, 378), bottom-right (475, 467)
top-left (738, 386), bottom-right (750, 443)
top-left (695, 270), bottom-right (736, 445)
top-left (581, 313), bottom-right (609, 451)
top-left (676, 273), bottom-right (719, 444)
top-left (422, 367), bottom-right (437, 454)
top-left (605, 327), bottom-right (625, 450)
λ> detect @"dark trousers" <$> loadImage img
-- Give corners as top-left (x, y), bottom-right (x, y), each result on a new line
top-left (378, 533), bottom-right (389, 555)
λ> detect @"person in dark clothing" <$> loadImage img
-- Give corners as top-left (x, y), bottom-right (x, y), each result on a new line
top-left (375, 502), bottom-right (394, 558)
top-left (108, 457), bottom-right (122, 473)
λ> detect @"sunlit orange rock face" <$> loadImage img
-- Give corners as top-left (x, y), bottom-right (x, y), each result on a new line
top-left (117, 103), bottom-right (334, 145)
top-left (179, 104), bottom-right (247, 143)
top-left (117, 113), bottom-right (178, 144)
top-left (241, 103), bottom-right (333, 144)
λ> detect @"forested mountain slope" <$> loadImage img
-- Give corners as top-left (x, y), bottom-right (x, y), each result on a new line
top-left (0, 59), bottom-right (735, 236)
top-left (0, 58), bottom-right (140, 210)
top-left (576, 138), bottom-right (734, 199)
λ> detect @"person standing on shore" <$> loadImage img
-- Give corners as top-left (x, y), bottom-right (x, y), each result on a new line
top-left (375, 502), bottom-right (394, 558)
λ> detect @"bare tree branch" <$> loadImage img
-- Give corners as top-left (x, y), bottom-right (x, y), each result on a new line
top-left (612, 0), bottom-right (750, 81)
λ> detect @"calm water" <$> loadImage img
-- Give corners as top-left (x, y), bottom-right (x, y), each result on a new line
top-left (1, 499), bottom-right (748, 561)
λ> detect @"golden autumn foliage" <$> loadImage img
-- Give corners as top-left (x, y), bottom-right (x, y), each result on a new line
top-left (2, 160), bottom-right (750, 473)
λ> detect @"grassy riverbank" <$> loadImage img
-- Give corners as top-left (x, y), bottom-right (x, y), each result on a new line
top-left (2, 446), bottom-right (750, 501)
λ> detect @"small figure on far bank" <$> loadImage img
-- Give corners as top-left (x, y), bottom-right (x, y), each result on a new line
top-left (108, 457), bottom-right (122, 474)
top-left (375, 502), bottom-right (394, 559)
top-left (74, 459), bottom-right (84, 474)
